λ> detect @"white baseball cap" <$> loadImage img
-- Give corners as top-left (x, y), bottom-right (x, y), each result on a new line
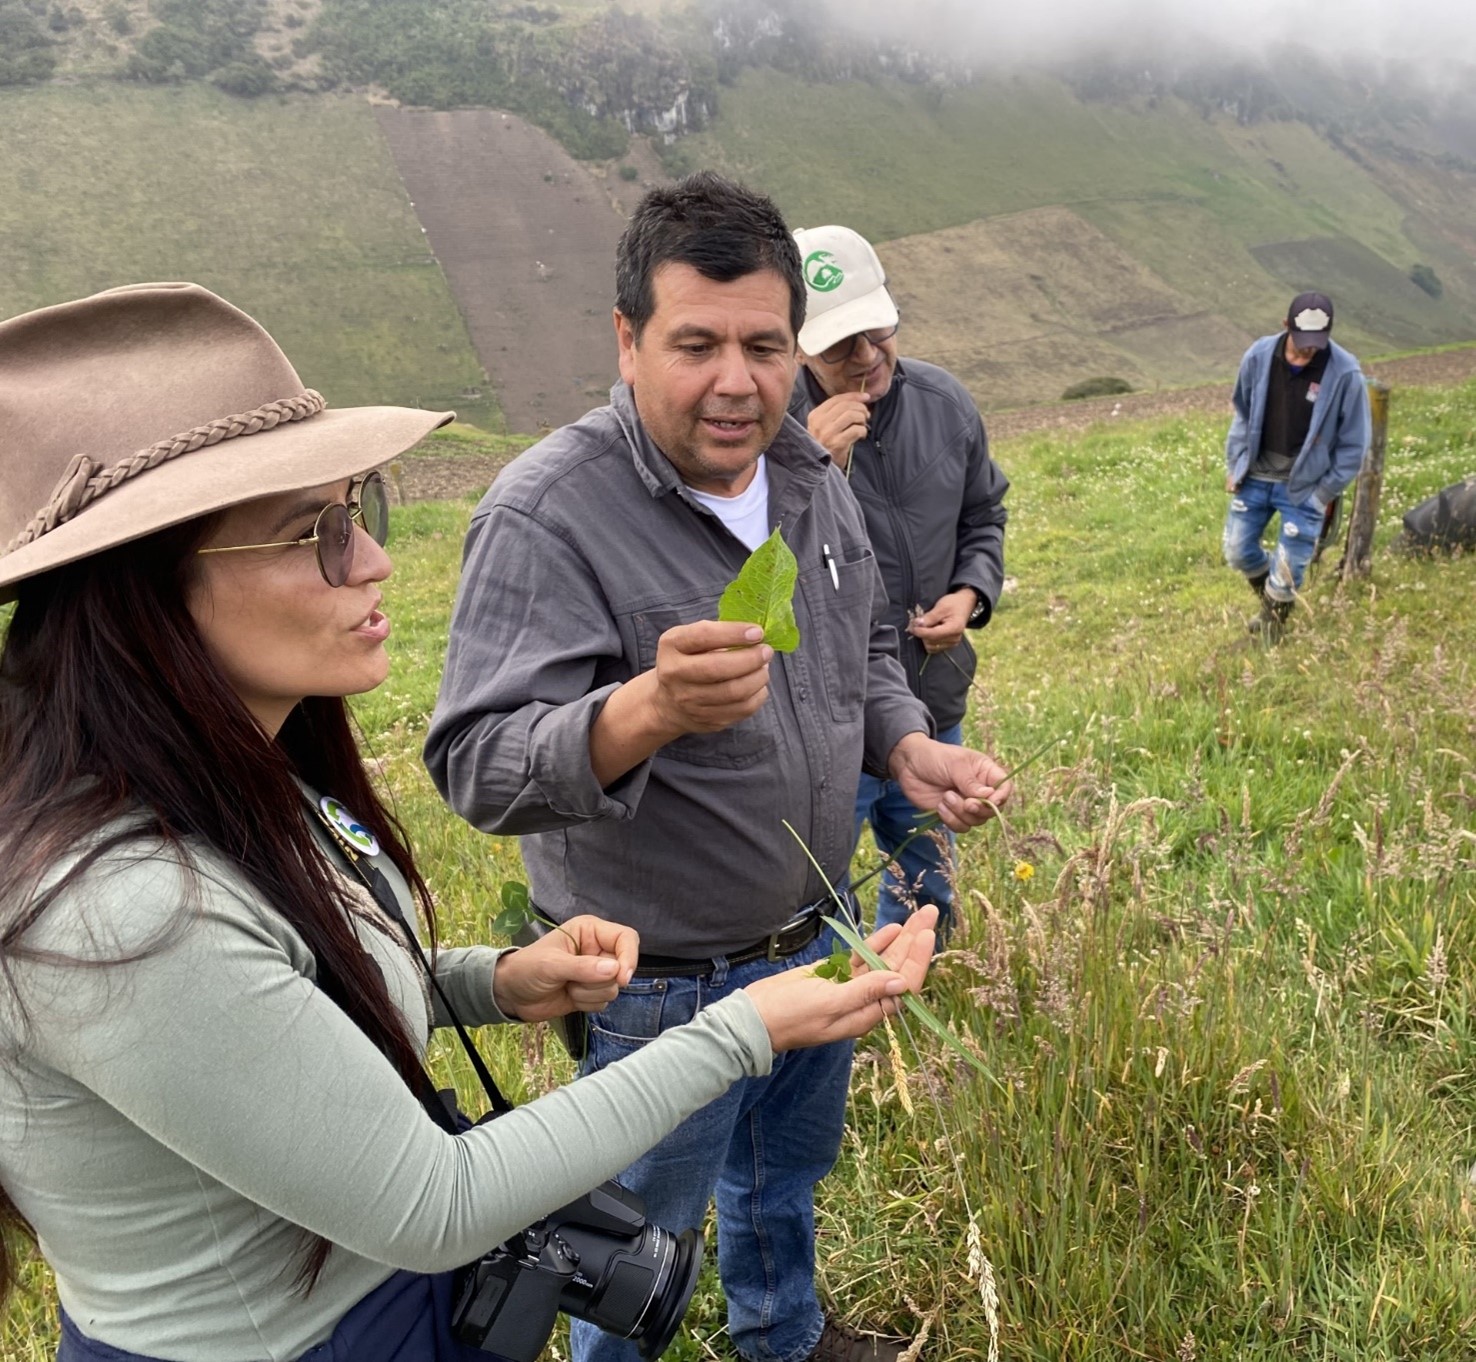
top-left (793, 225), bottom-right (900, 358)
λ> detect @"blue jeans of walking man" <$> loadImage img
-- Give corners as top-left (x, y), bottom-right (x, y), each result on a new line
top-left (1222, 477), bottom-right (1326, 600)
top-left (571, 917), bottom-right (855, 1362)
top-left (854, 721), bottom-right (962, 940)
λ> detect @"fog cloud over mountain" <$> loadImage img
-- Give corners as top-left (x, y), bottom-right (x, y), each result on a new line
top-left (816, 0), bottom-right (1476, 81)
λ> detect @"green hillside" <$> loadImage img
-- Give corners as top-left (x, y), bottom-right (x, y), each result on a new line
top-left (670, 67), bottom-right (1476, 373)
top-left (0, 83), bottom-right (496, 426)
top-left (3, 16), bottom-right (1474, 422)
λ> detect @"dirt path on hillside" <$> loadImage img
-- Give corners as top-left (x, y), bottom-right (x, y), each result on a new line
top-left (376, 107), bottom-right (631, 435)
top-left (395, 346), bottom-right (1476, 503)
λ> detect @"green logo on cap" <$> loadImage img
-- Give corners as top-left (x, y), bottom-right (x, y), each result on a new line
top-left (804, 250), bottom-right (844, 293)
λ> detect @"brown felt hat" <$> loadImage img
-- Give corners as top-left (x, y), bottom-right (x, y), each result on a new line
top-left (0, 282), bottom-right (454, 603)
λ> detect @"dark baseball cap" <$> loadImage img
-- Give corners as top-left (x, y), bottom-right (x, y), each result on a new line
top-left (1286, 291), bottom-right (1334, 350)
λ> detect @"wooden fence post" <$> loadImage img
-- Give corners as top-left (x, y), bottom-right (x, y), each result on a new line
top-left (1339, 377), bottom-right (1389, 580)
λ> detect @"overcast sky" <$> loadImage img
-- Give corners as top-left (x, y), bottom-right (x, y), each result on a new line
top-left (819, 0), bottom-right (1476, 83)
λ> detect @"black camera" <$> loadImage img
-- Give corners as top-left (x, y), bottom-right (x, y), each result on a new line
top-left (452, 1179), bottom-right (702, 1361)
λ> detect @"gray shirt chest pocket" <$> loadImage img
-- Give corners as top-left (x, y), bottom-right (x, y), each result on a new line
top-left (796, 547), bottom-right (874, 725)
top-left (630, 605), bottom-right (780, 768)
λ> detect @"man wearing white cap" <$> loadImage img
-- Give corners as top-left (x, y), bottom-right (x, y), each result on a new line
top-left (789, 224), bottom-right (1009, 944)
top-left (1223, 291), bottom-right (1370, 642)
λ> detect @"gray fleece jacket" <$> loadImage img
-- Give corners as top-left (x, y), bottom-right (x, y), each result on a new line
top-left (789, 359), bottom-right (1009, 732)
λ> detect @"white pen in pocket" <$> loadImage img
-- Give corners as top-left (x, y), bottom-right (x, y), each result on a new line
top-left (822, 544), bottom-right (840, 591)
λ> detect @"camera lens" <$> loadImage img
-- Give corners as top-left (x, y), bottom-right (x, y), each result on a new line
top-left (556, 1212), bottom-right (703, 1358)
top-left (454, 1183), bottom-right (704, 1360)
top-left (622, 1226), bottom-right (702, 1360)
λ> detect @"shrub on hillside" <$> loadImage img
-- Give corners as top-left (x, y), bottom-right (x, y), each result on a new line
top-left (1410, 263), bottom-right (1444, 299)
top-left (125, 0), bottom-right (266, 83)
top-left (211, 55), bottom-right (277, 96)
top-left (1062, 376), bottom-right (1134, 401)
top-left (0, 0), bottom-right (57, 85)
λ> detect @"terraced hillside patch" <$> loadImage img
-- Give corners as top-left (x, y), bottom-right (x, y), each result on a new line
top-left (376, 107), bottom-right (639, 432)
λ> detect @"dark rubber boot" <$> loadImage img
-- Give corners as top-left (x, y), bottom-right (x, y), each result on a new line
top-left (1247, 570), bottom-right (1269, 600)
top-left (1248, 595), bottom-right (1293, 644)
top-left (807, 1317), bottom-right (906, 1361)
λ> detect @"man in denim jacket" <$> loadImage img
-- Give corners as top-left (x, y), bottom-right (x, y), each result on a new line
top-left (1223, 291), bottom-right (1370, 641)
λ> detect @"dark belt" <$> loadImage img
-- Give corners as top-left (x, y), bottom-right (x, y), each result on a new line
top-left (633, 897), bottom-right (849, 979)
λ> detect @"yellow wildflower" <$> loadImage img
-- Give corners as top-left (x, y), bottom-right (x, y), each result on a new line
top-left (1013, 861), bottom-right (1035, 882)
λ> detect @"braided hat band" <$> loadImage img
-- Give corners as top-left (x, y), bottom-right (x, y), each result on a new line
top-left (7, 390), bottom-right (325, 555)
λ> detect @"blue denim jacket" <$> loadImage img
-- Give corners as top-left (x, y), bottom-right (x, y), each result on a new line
top-left (1224, 333), bottom-right (1370, 507)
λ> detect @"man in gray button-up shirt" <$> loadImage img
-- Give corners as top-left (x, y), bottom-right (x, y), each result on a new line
top-left (426, 172), bottom-right (1010, 1362)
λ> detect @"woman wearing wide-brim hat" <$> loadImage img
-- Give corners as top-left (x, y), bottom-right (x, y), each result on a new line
top-left (0, 284), bottom-right (936, 1362)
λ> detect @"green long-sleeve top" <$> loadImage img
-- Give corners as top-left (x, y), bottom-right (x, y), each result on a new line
top-left (0, 816), bottom-right (772, 1361)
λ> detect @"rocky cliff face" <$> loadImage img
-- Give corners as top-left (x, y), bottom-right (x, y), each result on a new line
top-left (534, 9), bottom-right (714, 142)
top-left (10, 0), bottom-right (1474, 171)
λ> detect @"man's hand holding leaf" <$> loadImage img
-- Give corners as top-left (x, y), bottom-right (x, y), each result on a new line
top-left (646, 620), bottom-right (775, 737)
top-left (589, 530), bottom-right (797, 783)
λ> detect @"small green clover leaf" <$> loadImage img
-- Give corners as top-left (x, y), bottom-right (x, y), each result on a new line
top-left (491, 881), bottom-right (533, 937)
top-left (813, 946), bottom-right (854, 983)
top-left (718, 526), bottom-right (800, 652)
top-left (783, 820), bottom-right (1004, 1092)
top-left (490, 881), bottom-right (582, 952)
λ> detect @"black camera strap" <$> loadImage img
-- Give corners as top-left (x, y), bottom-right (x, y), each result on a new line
top-left (305, 793), bottom-right (514, 1128)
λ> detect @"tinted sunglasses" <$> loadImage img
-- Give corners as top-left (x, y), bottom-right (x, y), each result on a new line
top-left (197, 471), bottom-right (389, 587)
top-left (816, 322), bottom-right (900, 366)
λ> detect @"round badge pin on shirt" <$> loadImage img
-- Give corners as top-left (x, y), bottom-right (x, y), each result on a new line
top-left (320, 796), bottom-right (380, 856)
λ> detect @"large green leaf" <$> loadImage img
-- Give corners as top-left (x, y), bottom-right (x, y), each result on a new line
top-left (717, 526), bottom-right (801, 652)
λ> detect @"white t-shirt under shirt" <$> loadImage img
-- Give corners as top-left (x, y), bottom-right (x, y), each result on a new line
top-left (688, 456), bottom-right (770, 551)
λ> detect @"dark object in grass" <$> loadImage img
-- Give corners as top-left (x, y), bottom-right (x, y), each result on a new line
top-left (1396, 476), bottom-right (1476, 553)
top-left (1410, 263), bottom-right (1443, 299)
top-left (1061, 376), bottom-right (1133, 401)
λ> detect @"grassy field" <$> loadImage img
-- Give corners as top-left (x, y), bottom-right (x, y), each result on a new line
top-left (5, 379), bottom-right (1476, 1359)
top-left (0, 83), bottom-right (496, 428)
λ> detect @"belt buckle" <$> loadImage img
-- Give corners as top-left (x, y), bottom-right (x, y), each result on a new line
top-left (766, 906), bottom-right (819, 961)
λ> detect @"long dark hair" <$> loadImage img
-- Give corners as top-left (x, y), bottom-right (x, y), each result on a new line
top-left (0, 516), bottom-right (437, 1301)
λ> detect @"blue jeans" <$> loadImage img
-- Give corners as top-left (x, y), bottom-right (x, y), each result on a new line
top-left (1222, 478), bottom-right (1326, 602)
top-left (853, 721), bottom-right (961, 940)
top-left (571, 918), bottom-right (855, 1362)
